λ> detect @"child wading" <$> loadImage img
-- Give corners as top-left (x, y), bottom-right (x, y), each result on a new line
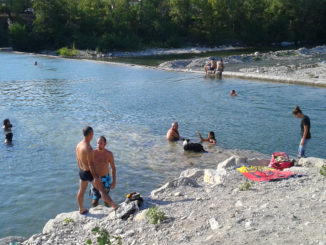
top-left (292, 106), bottom-right (311, 158)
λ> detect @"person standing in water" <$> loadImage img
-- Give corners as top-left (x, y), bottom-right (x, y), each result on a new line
top-left (3, 119), bottom-right (13, 143)
top-left (166, 121), bottom-right (182, 141)
top-left (217, 59), bottom-right (224, 78)
top-left (91, 136), bottom-right (117, 207)
top-left (292, 106), bottom-right (311, 158)
top-left (76, 126), bottom-right (118, 214)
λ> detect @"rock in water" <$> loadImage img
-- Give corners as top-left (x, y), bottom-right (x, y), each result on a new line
top-left (0, 236), bottom-right (26, 245)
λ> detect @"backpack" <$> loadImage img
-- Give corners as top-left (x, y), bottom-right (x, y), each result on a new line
top-left (270, 152), bottom-right (293, 170)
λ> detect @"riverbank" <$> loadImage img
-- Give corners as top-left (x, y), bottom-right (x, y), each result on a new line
top-left (158, 45), bottom-right (326, 87)
top-left (9, 156), bottom-right (326, 245)
top-left (2, 45), bottom-right (326, 87)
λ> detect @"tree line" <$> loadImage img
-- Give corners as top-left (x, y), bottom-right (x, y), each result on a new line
top-left (1, 0), bottom-right (326, 52)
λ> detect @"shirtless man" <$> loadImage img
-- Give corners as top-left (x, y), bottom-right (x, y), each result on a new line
top-left (204, 59), bottom-right (217, 74)
top-left (217, 59), bottom-right (224, 78)
top-left (76, 126), bottom-right (118, 214)
top-left (91, 136), bottom-right (116, 207)
top-left (166, 121), bottom-right (182, 141)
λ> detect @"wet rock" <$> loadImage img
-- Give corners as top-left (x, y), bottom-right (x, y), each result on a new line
top-left (0, 236), bottom-right (26, 245)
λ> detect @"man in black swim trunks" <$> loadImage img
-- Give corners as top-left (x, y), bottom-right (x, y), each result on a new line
top-left (76, 126), bottom-right (118, 214)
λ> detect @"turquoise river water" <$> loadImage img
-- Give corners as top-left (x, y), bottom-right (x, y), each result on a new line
top-left (0, 52), bottom-right (325, 238)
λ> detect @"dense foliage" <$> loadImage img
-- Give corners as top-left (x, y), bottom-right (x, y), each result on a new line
top-left (1, 0), bottom-right (326, 51)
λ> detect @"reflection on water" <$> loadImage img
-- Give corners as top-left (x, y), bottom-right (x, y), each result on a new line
top-left (0, 52), bottom-right (326, 238)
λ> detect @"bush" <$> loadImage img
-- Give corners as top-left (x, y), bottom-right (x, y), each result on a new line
top-left (8, 23), bottom-right (30, 50)
top-left (146, 206), bottom-right (167, 225)
top-left (63, 217), bottom-right (74, 225)
top-left (56, 47), bottom-right (78, 56)
top-left (86, 226), bottom-right (122, 245)
top-left (320, 165), bottom-right (326, 177)
top-left (239, 181), bottom-right (254, 191)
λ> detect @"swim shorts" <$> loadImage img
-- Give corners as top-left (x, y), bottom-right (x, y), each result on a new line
top-left (91, 174), bottom-right (112, 200)
top-left (79, 169), bottom-right (94, 182)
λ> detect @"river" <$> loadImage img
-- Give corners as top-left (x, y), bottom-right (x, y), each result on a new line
top-left (0, 52), bottom-right (325, 238)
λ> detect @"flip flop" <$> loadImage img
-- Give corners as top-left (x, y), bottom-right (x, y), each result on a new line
top-left (79, 209), bottom-right (88, 215)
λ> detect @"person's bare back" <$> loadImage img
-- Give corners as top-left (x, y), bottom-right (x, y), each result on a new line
top-left (76, 127), bottom-right (118, 214)
top-left (76, 140), bottom-right (93, 171)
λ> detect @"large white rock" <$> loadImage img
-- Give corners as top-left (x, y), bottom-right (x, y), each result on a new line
top-left (299, 157), bottom-right (326, 168)
top-left (204, 169), bottom-right (227, 185)
top-left (179, 168), bottom-right (204, 179)
top-left (217, 156), bottom-right (236, 169)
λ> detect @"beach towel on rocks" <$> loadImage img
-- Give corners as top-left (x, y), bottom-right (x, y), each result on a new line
top-left (237, 166), bottom-right (296, 182)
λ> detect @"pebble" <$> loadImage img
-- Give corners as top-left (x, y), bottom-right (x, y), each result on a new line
top-left (209, 218), bottom-right (221, 230)
top-left (235, 200), bottom-right (243, 208)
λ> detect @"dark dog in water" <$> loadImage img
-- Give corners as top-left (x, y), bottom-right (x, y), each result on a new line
top-left (183, 139), bottom-right (207, 153)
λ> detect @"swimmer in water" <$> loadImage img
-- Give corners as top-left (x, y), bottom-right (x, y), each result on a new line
top-left (197, 131), bottom-right (216, 145)
top-left (3, 119), bottom-right (13, 143)
top-left (230, 90), bottom-right (238, 96)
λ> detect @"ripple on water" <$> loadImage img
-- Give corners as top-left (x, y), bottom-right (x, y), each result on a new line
top-left (0, 53), bottom-right (326, 238)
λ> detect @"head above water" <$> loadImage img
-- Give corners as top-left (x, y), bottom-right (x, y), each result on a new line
top-left (97, 136), bottom-right (107, 150)
top-left (83, 126), bottom-right (93, 139)
top-left (209, 131), bottom-right (215, 140)
top-left (3, 118), bottom-right (10, 127)
top-left (292, 106), bottom-right (303, 118)
top-left (172, 121), bottom-right (178, 130)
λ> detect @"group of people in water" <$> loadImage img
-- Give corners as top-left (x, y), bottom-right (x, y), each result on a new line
top-left (165, 105), bottom-right (311, 159)
top-left (3, 105), bottom-right (310, 213)
top-left (166, 121), bottom-right (216, 145)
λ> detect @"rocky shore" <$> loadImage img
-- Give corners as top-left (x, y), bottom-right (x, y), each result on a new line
top-left (4, 156), bottom-right (325, 245)
top-left (159, 45), bottom-right (326, 87)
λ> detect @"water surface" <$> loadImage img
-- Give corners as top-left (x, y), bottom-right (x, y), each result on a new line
top-left (0, 52), bottom-right (325, 238)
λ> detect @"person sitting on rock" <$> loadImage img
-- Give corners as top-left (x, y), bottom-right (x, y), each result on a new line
top-left (166, 121), bottom-right (182, 141)
top-left (204, 58), bottom-right (217, 74)
top-left (197, 131), bottom-right (216, 145)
